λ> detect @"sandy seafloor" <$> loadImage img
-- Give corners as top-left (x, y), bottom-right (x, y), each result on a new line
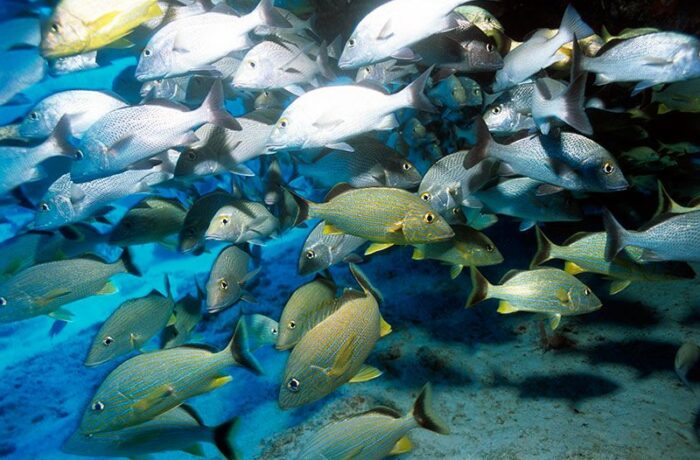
top-left (0, 219), bottom-right (699, 460)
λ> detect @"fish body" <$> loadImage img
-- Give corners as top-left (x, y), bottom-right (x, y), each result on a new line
top-left (279, 266), bottom-right (381, 408)
top-left (474, 178), bottom-right (583, 231)
top-left (64, 406), bottom-right (237, 459)
top-left (78, 320), bottom-right (261, 434)
top-left (135, 0), bottom-right (291, 81)
top-left (85, 291), bottom-right (175, 366)
top-left (492, 6), bottom-right (593, 91)
top-left (34, 163), bottom-right (173, 230)
top-left (338, 0), bottom-right (471, 68)
top-left (412, 226), bottom-right (503, 277)
top-left (580, 32), bottom-right (700, 92)
top-left (454, 6), bottom-right (504, 35)
top-left (297, 138), bottom-right (421, 189)
top-left (41, 0), bottom-right (162, 58)
top-left (298, 186), bottom-right (455, 246)
top-left (178, 192), bottom-right (238, 253)
top-left (483, 81), bottom-right (541, 135)
top-left (414, 26), bottom-right (504, 73)
top-left (19, 90), bottom-right (127, 139)
top-left (467, 267), bottom-right (602, 329)
top-left (0, 49), bottom-right (46, 105)
top-left (532, 228), bottom-right (695, 294)
top-left (49, 51), bottom-right (100, 75)
top-left (110, 197), bottom-right (187, 247)
top-left (298, 383), bottom-right (449, 460)
top-left (276, 275), bottom-right (337, 350)
top-left (206, 245), bottom-right (258, 313)
top-left (72, 82), bottom-right (239, 182)
top-left (298, 221), bottom-right (367, 276)
top-left (205, 201), bottom-right (280, 244)
top-left (675, 342), bottom-right (700, 388)
top-left (266, 69), bottom-right (435, 152)
top-left (604, 210), bottom-right (700, 263)
top-left (0, 255), bottom-right (136, 323)
top-left (0, 17), bottom-right (41, 50)
top-left (532, 73), bottom-right (592, 135)
top-left (355, 60), bottom-right (418, 85)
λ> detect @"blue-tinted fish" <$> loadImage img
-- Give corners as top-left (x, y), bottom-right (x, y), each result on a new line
top-left (0, 49), bottom-right (46, 105)
top-left (206, 245), bottom-right (259, 313)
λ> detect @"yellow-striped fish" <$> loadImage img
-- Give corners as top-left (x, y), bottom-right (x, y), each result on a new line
top-left (291, 184), bottom-right (454, 254)
top-left (298, 383), bottom-right (450, 460)
top-left (41, 0), bottom-right (163, 58)
top-left (279, 264), bottom-right (384, 409)
top-left (79, 319), bottom-right (262, 434)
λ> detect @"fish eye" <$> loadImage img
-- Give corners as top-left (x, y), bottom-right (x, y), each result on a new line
top-left (29, 112), bottom-right (39, 120)
top-left (486, 244), bottom-right (495, 252)
top-left (74, 149), bottom-right (84, 160)
top-left (420, 192), bottom-right (431, 201)
top-left (305, 249), bottom-right (315, 259)
top-left (219, 279), bottom-right (229, 291)
top-left (102, 336), bottom-right (114, 346)
top-left (364, 66), bottom-right (371, 73)
top-left (91, 401), bottom-right (105, 412)
top-left (473, 88), bottom-right (481, 96)
top-left (50, 23), bottom-right (60, 33)
top-left (423, 212), bottom-right (435, 224)
top-left (492, 105), bottom-right (502, 114)
top-left (278, 118), bottom-right (288, 129)
top-left (39, 201), bottom-right (50, 212)
top-left (186, 150), bottom-right (197, 161)
top-left (249, 61), bottom-right (256, 68)
top-left (271, 327), bottom-right (278, 335)
top-left (402, 162), bottom-right (412, 171)
top-left (221, 217), bottom-right (229, 225)
top-left (287, 378), bottom-right (300, 392)
top-left (348, 38), bottom-right (356, 47)
top-left (0, 297), bottom-right (6, 307)
top-left (155, 79), bottom-right (163, 84)
top-left (583, 288), bottom-right (591, 296)
top-left (288, 320), bottom-right (296, 329)
top-left (486, 43), bottom-right (495, 52)
top-left (602, 162), bottom-right (615, 175)
top-left (144, 49), bottom-right (152, 57)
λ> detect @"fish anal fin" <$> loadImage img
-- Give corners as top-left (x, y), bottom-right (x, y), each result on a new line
top-left (450, 265), bottom-right (464, 279)
top-left (549, 313), bottom-right (562, 330)
top-left (348, 364), bottom-right (382, 383)
top-left (564, 261), bottom-right (587, 275)
top-left (389, 436), bottom-right (414, 456)
top-left (379, 314), bottom-right (392, 337)
top-left (497, 300), bottom-right (518, 314)
top-left (207, 375), bottom-right (232, 392)
top-left (365, 243), bottom-right (394, 256)
top-left (609, 279), bottom-right (632, 295)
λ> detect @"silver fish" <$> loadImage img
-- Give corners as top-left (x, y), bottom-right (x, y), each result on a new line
top-left (206, 245), bottom-right (259, 313)
top-left (0, 49), bottom-right (46, 105)
top-left (178, 191), bottom-right (238, 253)
top-left (49, 51), bottom-right (100, 76)
top-left (355, 60), bottom-right (418, 85)
top-left (205, 201), bottom-right (279, 244)
top-left (298, 221), bottom-right (367, 276)
top-left (483, 81), bottom-right (540, 135)
top-left (110, 197), bottom-right (187, 247)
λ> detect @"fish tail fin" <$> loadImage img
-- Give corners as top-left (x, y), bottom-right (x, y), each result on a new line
top-left (602, 209), bottom-right (631, 262)
top-left (45, 115), bottom-right (75, 157)
top-left (121, 248), bottom-right (142, 277)
top-left (466, 267), bottom-right (491, 308)
top-left (253, 0), bottom-right (292, 29)
top-left (398, 67), bottom-right (437, 113)
top-left (229, 318), bottom-right (264, 375)
top-left (410, 383), bottom-right (450, 434)
top-left (316, 40), bottom-right (336, 81)
top-left (553, 72), bottom-right (592, 135)
top-left (349, 263), bottom-right (383, 303)
top-left (656, 181), bottom-right (679, 215)
top-left (213, 417), bottom-right (241, 460)
top-left (558, 5), bottom-right (593, 43)
top-left (199, 80), bottom-right (241, 131)
top-left (283, 186), bottom-right (313, 226)
top-left (531, 226), bottom-right (555, 268)
top-left (571, 31), bottom-right (591, 74)
top-left (463, 117), bottom-right (493, 169)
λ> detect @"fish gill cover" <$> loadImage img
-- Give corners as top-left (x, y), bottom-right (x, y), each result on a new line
top-left (0, 0), bottom-right (699, 459)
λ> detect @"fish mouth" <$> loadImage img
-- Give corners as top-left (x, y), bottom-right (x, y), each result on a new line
top-left (275, 343), bottom-right (292, 351)
top-left (606, 183), bottom-right (629, 192)
top-left (264, 144), bottom-right (286, 153)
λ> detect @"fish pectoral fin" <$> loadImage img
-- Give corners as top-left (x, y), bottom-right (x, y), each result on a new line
top-left (166, 313), bottom-right (177, 327)
top-left (36, 288), bottom-right (72, 307)
top-left (609, 279), bottom-right (632, 295)
top-left (47, 307), bottom-right (74, 322)
top-left (564, 261), bottom-right (587, 275)
top-left (349, 364), bottom-right (383, 383)
top-left (322, 223), bottom-right (344, 235)
top-left (639, 249), bottom-right (665, 262)
top-left (284, 84), bottom-right (306, 96)
top-left (411, 247), bottom-right (425, 260)
top-left (89, 11), bottom-right (119, 29)
top-left (325, 142), bottom-right (354, 152)
top-left (389, 435), bottom-right (414, 456)
top-left (239, 267), bottom-right (262, 285)
top-left (364, 243), bottom-right (395, 256)
top-left (549, 313), bottom-right (562, 330)
top-left (376, 18), bottom-right (395, 40)
top-left (379, 314), bottom-right (392, 338)
top-left (497, 301), bottom-right (518, 314)
top-left (642, 56), bottom-right (673, 66)
top-left (95, 281), bottom-right (117, 295)
top-left (388, 220), bottom-right (404, 234)
top-left (329, 333), bottom-right (358, 378)
top-left (555, 288), bottom-right (572, 305)
top-left (450, 265), bottom-right (464, 280)
top-left (240, 291), bottom-right (258, 304)
top-left (181, 444), bottom-right (206, 457)
top-left (132, 384), bottom-right (176, 413)
top-left (312, 117), bottom-right (344, 130)
top-left (207, 375), bottom-right (233, 392)
top-left (109, 135), bottom-right (136, 156)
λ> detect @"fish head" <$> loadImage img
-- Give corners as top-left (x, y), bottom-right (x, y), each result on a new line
top-left (579, 154), bottom-right (629, 193)
top-left (382, 157), bottom-right (422, 189)
top-left (456, 231), bottom-right (504, 266)
top-left (70, 137), bottom-right (111, 182)
top-left (79, 387), bottom-right (133, 435)
top-left (419, 182), bottom-right (460, 216)
top-left (298, 239), bottom-right (332, 276)
top-left (34, 192), bottom-right (74, 231)
top-left (85, 332), bottom-right (126, 367)
top-left (175, 147), bottom-right (222, 177)
top-left (430, 76), bottom-right (467, 109)
top-left (178, 224), bottom-right (202, 253)
top-left (275, 303), bottom-right (309, 351)
top-left (206, 275), bottom-right (242, 313)
top-left (566, 282), bottom-right (602, 314)
top-left (18, 104), bottom-right (56, 139)
top-left (403, 206), bottom-right (455, 244)
top-left (402, 118), bottom-right (428, 146)
top-left (233, 48), bottom-right (275, 90)
top-left (266, 110), bottom-right (305, 152)
top-left (463, 39), bottom-right (504, 72)
top-left (355, 63), bottom-right (383, 83)
top-left (483, 102), bottom-right (521, 134)
top-left (135, 35), bottom-right (174, 82)
top-left (0, 290), bottom-right (31, 323)
top-left (140, 78), bottom-right (175, 100)
top-left (205, 206), bottom-right (239, 242)
top-left (338, 30), bottom-right (375, 69)
top-left (41, 9), bottom-right (90, 58)
top-left (459, 78), bottom-right (484, 108)
top-left (673, 42), bottom-right (700, 78)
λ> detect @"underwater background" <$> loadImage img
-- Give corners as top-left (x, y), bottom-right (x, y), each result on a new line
top-left (0, 0), bottom-right (700, 459)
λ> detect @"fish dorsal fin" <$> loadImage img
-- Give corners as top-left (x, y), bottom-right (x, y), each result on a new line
top-left (324, 183), bottom-right (354, 202)
top-left (146, 99), bottom-right (190, 111)
top-left (355, 80), bottom-right (390, 94)
top-left (178, 404), bottom-right (205, 426)
top-left (349, 263), bottom-right (383, 302)
top-left (210, 3), bottom-right (240, 16)
top-left (562, 231), bottom-right (593, 246)
top-left (180, 343), bottom-right (218, 353)
top-left (359, 406), bottom-right (402, 419)
top-left (499, 269), bottom-right (522, 284)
